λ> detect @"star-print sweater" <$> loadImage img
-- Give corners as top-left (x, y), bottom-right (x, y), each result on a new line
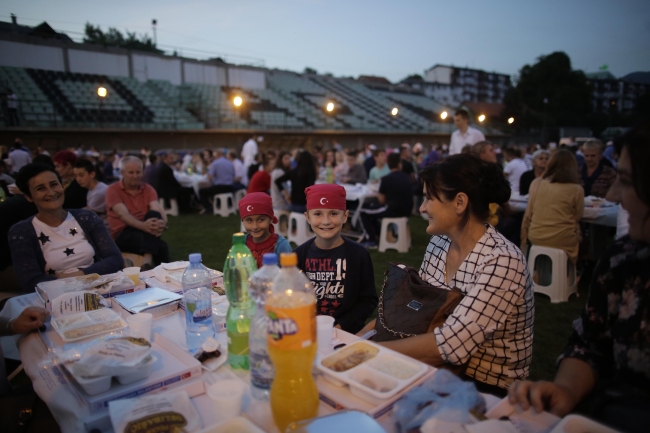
top-left (8, 209), bottom-right (123, 291)
top-left (294, 237), bottom-right (378, 334)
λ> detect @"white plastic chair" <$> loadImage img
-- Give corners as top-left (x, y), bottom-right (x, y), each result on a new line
top-left (212, 193), bottom-right (236, 217)
top-left (288, 212), bottom-right (315, 247)
top-left (527, 245), bottom-right (578, 303)
top-left (378, 217), bottom-right (411, 253)
top-left (159, 198), bottom-right (179, 217)
top-left (273, 209), bottom-right (290, 237)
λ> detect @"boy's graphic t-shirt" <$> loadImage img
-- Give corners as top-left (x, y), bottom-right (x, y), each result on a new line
top-left (295, 238), bottom-right (378, 334)
top-left (303, 242), bottom-right (347, 317)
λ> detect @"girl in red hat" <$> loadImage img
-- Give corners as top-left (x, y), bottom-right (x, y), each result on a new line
top-left (238, 192), bottom-right (292, 268)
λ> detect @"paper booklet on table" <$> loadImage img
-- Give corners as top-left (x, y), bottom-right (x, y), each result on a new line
top-left (152, 262), bottom-right (224, 294)
top-left (112, 287), bottom-right (182, 314)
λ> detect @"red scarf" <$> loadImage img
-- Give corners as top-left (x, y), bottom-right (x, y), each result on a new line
top-left (246, 233), bottom-right (279, 268)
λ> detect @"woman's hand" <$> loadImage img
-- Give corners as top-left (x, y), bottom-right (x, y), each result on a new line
top-left (356, 319), bottom-right (376, 336)
top-left (508, 380), bottom-right (580, 417)
top-left (10, 306), bottom-right (49, 334)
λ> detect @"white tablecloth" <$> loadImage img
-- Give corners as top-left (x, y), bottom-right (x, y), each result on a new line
top-left (174, 172), bottom-right (210, 197)
top-left (342, 184), bottom-right (378, 229)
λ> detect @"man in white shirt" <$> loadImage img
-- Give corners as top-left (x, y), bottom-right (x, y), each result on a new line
top-left (241, 136), bottom-right (259, 173)
top-left (228, 150), bottom-right (248, 189)
top-left (449, 109), bottom-right (486, 155)
top-left (8, 141), bottom-right (32, 175)
top-left (73, 159), bottom-right (109, 228)
top-left (503, 147), bottom-right (528, 195)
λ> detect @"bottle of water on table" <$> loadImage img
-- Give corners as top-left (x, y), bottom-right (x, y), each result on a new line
top-left (249, 253), bottom-right (280, 400)
top-left (182, 253), bottom-right (215, 353)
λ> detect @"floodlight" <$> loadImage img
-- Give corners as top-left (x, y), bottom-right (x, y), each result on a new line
top-left (233, 96), bottom-right (243, 107)
top-left (326, 102), bottom-right (335, 112)
top-left (97, 87), bottom-right (107, 98)
top-left (440, 111), bottom-right (448, 120)
top-left (508, 117), bottom-right (515, 124)
top-left (391, 107), bottom-right (398, 116)
top-left (478, 114), bottom-right (486, 123)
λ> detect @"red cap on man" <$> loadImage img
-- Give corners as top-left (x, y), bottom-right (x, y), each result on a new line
top-left (238, 192), bottom-right (278, 224)
top-left (305, 184), bottom-right (347, 211)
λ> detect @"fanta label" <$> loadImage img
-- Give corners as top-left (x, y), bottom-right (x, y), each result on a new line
top-left (266, 304), bottom-right (315, 350)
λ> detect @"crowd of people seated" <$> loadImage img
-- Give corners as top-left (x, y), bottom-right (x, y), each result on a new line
top-left (2, 123), bottom-right (647, 431)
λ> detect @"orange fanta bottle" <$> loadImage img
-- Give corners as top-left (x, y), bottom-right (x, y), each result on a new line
top-left (266, 253), bottom-right (319, 431)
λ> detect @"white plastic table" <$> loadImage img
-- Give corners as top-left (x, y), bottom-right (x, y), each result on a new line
top-left (174, 172), bottom-right (210, 197)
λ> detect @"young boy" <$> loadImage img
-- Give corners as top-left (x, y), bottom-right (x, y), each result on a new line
top-left (238, 192), bottom-right (292, 268)
top-left (294, 184), bottom-right (378, 334)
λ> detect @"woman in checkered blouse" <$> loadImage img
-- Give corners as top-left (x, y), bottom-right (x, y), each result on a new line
top-left (363, 153), bottom-right (535, 396)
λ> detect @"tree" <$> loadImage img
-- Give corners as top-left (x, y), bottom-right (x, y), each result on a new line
top-left (503, 52), bottom-right (593, 129)
top-left (83, 23), bottom-right (163, 54)
top-left (303, 67), bottom-right (318, 75)
top-left (404, 74), bottom-right (423, 82)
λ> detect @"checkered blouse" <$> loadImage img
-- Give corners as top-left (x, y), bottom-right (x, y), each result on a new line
top-left (420, 225), bottom-right (535, 388)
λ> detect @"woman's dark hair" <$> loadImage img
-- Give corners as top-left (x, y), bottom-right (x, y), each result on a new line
top-left (262, 150), bottom-right (276, 169)
top-left (296, 151), bottom-right (316, 180)
top-left (15, 163), bottom-right (62, 198)
top-left (542, 149), bottom-right (579, 184)
top-left (32, 154), bottom-right (54, 167)
top-left (614, 125), bottom-right (650, 207)
top-left (418, 153), bottom-right (511, 228)
top-left (275, 151), bottom-right (291, 172)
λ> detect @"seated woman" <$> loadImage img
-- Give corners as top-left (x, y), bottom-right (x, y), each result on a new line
top-left (519, 149), bottom-right (549, 196)
top-left (360, 154), bottom-right (535, 396)
top-left (509, 126), bottom-right (650, 433)
top-left (520, 149), bottom-right (583, 263)
top-left (8, 163), bottom-right (123, 291)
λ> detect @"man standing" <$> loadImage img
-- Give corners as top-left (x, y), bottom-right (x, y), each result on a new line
top-left (156, 152), bottom-right (190, 211)
top-left (5, 89), bottom-right (19, 127)
top-left (199, 149), bottom-right (235, 213)
top-left (7, 141), bottom-right (31, 175)
top-left (73, 158), bottom-right (109, 228)
top-left (449, 109), bottom-right (486, 155)
top-left (105, 156), bottom-right (169, 268)
top-left (241, 135), bottom-right (258, 174)
top-left (360, 153), bottom-right (413, 248)
top-left (227, 150), bottom-right (248, 191)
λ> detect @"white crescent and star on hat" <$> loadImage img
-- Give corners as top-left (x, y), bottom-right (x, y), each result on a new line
top-left (247, 205), bottom-right (253, 211)
top-left (320, 197), bottom-right (328, 205)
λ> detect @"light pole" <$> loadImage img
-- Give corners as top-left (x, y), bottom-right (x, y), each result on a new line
top-left (97, 86), bottom-right (107, 128)
top-left (152, 19), bottom-right (157, 46)
top-left (542, 97), bottom-right (548, 143)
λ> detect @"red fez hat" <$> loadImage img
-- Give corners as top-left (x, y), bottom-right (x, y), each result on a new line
top-left (238, 192), bottom-right (278, 224)
top-left (305, 184), bottom-right (347, 211)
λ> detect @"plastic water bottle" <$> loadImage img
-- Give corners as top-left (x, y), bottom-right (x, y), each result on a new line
top-left (223, 233), bottom-right (257, 369)
top-left (249, 253), bottom-right (280, 400)
top-left (181, 253), bottom-right (216, 353)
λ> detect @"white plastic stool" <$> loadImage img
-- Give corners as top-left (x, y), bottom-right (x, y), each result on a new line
top-left (378, 217), bottom-right (411, 253)
top-left (212, 193), bottom-right (236, 217)
top-left (527, 245), bottom-right (577, 303)
top-left (273, 209), bottom-right (290, 237)
top-left (234, 189), bottom-right (246, 208)
top-left (159, 198), bottom-right (179, 216)
top-left (240, 220), bottom-right (246, 233)
top-left (288, 212), bottom-right (315, 247)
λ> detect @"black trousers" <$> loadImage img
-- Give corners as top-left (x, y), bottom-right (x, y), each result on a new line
top-left (114, 210), bottom-right (169, 264)
top-left (199, 184), bottom-right (234, 211)
top-left (360, 204), bottom-right (402, 243)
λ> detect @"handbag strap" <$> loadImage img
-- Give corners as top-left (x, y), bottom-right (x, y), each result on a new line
top-left (377, 262), bottom-right (418, 339)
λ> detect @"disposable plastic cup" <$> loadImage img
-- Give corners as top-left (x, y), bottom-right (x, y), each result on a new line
top-left (123, 267), bottom-right (141, 285)
top-left (317, 315), bottom-right (335, 356)
top-left (127, 313), bottom-right (153, 341)
top-left (206, 379), bottom-right (245, 421)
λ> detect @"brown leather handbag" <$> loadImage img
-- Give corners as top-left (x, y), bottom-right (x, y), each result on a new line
top-left (373, 262), bottom-right (464, 342)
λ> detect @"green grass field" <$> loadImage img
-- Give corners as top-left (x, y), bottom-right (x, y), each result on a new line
top-left (165, 213), bottom-right (587, 381)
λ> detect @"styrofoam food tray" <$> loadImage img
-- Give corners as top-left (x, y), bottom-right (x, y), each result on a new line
top-left (63, 353), bottom-right (157, 396)
top-left (51, 308), bottom-right (127, 342)
top-left (197, 416), bottom-right (265, 433)
top-left (316, 340), bottom-right (427, 404)
top-left (549, 415), bottom-right (620, 433)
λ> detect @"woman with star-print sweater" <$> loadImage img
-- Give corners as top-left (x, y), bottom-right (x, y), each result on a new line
top-left (8, 164), bottom-right (123, 291)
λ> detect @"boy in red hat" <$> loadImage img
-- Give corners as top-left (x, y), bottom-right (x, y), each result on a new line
top-left (238, 192), bottom-right (292, 268)
top-left (294, 184), bottom-right (378, 334)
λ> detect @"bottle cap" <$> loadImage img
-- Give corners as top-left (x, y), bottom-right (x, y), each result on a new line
top-left (262, 253), bottom-right (278, 266)
top-left (189, 253), bottom-right (202, 263)
top-left (279, 252), bottom-right (297, 267)
top-left (232, 233), bottom-right (245, 244)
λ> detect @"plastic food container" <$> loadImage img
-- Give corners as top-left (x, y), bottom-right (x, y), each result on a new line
top-left (197, 416), bottom-right (265, 433)
top-left (51, 308), bottom-right (126, 342)
top-left (63, 353), bottom-right (157, 395)
top-left (317, 341), bottom-right (427, 403)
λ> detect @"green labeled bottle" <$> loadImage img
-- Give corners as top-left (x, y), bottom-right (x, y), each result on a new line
top-left (223, 233), bottom-right (257, 369)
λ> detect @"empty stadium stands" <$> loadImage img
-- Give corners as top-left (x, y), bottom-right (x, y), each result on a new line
top-left (0, 65), bottom-right (472, 133)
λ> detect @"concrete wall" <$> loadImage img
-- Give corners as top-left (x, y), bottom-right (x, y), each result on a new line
top-left (0, 40), bottom-right (65, 71)
top-left (183, 62), bottom-right (227, 86)
top-left (68, 49), bottom-right (130, 77)
top-left (132, 54), bottom-right (182, 85)
top-left (228, 68), bottom-right (266, 89)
